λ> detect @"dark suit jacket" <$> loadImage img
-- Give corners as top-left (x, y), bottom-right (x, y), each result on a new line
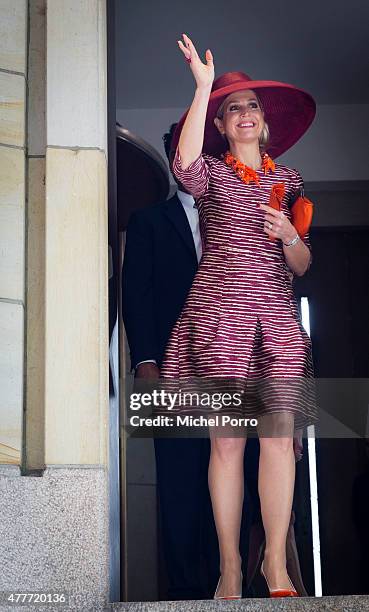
top-left (122, 193), bottom-right (198, 370)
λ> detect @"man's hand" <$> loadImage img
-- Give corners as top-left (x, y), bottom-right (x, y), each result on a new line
top-left (135, 362), bottom-right (160, 380)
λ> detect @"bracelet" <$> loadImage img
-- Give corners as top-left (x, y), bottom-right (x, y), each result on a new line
top-left (283, 234), bottom-right (300, 247)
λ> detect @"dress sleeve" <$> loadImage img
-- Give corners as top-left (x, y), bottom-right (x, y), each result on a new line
top-left (290, 169), bottom-right (313, 270)
top-left (172, 145), bottom-right (211, 199)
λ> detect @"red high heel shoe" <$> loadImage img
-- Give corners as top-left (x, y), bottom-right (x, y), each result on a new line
top-left (260, 561), bottom-right (299, 598)
top-left (214, 572), bottom-right (243, 600)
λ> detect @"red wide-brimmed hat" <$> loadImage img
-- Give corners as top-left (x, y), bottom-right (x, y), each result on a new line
top-left (171, 71), bottom-right (316, 159)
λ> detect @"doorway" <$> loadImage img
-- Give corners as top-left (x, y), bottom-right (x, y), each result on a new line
top-left (294, 227), bottom-right (369, 595)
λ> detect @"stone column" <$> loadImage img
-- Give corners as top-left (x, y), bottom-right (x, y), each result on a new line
top-left (43, 0), bottom-right (108, 467)
top-left (0, 0), bottom-right (26, 466)
top-left (0, 1), bottom-right (110, 608)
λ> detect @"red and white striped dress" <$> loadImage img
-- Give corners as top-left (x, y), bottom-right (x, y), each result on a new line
top-left (159, 147), bottom-right (317, 429)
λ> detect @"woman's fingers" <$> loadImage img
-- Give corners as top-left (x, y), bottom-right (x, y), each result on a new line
top-left (260, 204), bottom-right (282, 217)
top-left (177, 34), bottom-right (197, 63)
top-left (178, 33), bottom-right (213, 65)
top-left (182, 33), bottom-right (199, 59)
top-left (177, 33), bottom-right (215, 87)
top-left (264, 213), bottom-right (282, 226)
top-left (177, 39), bottom-right (190, 59)
top-left (205, 49), bottom-right (214, 66)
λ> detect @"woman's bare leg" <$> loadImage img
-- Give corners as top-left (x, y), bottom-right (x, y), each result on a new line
top-left (258, 413), bottom-right (296, 590)
top-left (208, 426), bottom-right (246, 596)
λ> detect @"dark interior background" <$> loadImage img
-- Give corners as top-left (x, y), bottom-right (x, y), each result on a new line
top-left (294, 227), bottom-right (369, 596)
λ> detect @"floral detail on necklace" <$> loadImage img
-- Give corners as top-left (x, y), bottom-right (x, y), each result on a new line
top-left (222, 150), bottom-right (275, 185)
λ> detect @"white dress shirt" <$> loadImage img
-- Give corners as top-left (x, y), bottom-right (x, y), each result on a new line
top-left (176, 189), bottom-right (202, 263)
top-left (135, 190), bottom-right (202, 369)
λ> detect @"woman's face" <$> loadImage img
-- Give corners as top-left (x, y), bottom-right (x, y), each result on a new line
top-left (214, 89), bottom-right (265, 146)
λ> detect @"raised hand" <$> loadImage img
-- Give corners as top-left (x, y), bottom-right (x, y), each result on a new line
top-left (177, 33), bottom-right (214, 89)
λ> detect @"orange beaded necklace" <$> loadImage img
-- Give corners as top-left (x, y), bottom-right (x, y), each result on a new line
top-left (222, 150), bottom-right (275, 185)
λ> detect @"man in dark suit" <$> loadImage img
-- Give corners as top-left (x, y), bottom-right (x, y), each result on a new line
top-left (122, 124), bottom-right (308, 600)
top-left (122, 124), bottom-right (219, 600)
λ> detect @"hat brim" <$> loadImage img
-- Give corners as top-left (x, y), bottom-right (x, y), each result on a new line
top-left (171, 80), bottom-right (316, 159)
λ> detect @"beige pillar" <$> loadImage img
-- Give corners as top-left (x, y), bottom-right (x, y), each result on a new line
top-left (1, 0), bottom-right (109, 469)
top-left (0, 1), bottom-right (110, 606)
top-left (33, 0), bottom-right (108, 468)
top-left (25, 0), bottom-right (109, 469)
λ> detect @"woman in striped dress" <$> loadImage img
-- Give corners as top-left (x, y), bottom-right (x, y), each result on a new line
top-left (159, 33), bottom-right (317, 598)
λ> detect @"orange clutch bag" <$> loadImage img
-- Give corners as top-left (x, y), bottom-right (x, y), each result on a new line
top-left (268, 183), bottom-right (314, 240)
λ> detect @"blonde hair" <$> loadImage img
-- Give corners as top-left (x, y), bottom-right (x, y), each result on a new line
top-left (258, 122), bottom-right (270, 152)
